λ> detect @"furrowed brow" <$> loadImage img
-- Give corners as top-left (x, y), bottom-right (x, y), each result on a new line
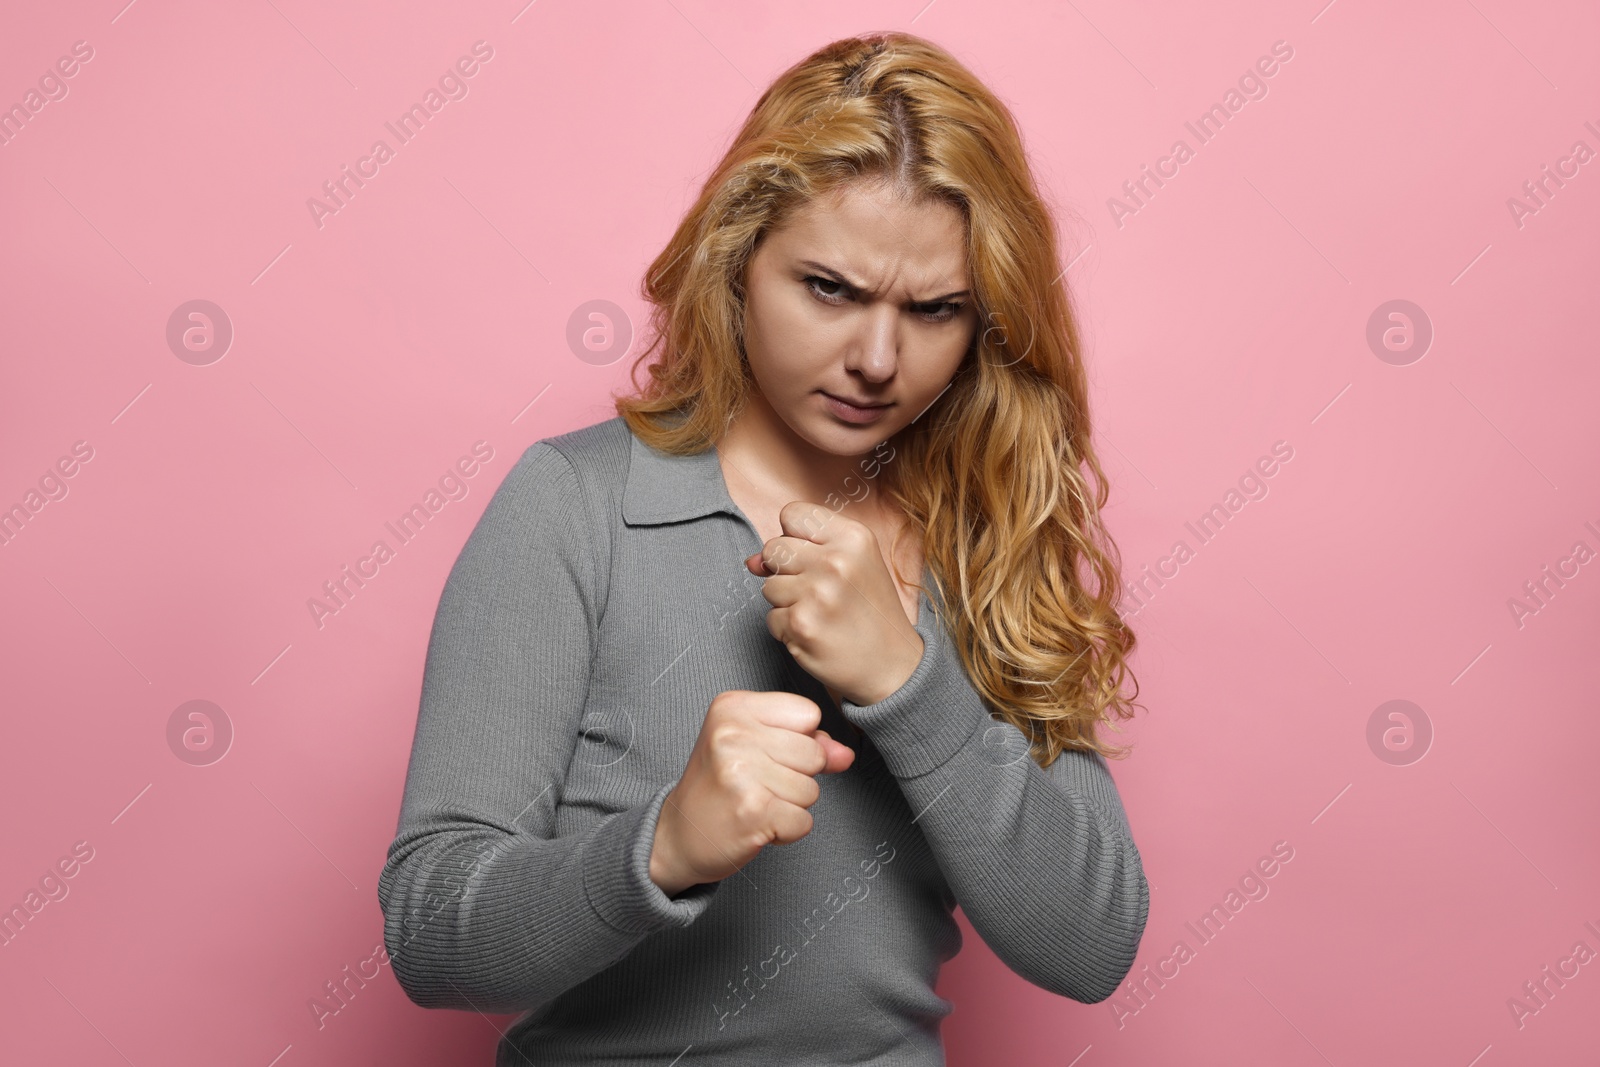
top-left (798, 259), bottom-right (969, 303)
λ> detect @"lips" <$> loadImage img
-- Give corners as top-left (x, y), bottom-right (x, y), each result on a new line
top-left (822, 392), bottom-right (891, 408)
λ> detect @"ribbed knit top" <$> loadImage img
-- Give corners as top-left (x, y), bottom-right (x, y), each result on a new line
top-left (377, 416), bottom-right (1150, 1065)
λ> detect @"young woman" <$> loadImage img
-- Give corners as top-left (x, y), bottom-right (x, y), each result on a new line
top-left (380, 31), bottom-right (1149, 1066)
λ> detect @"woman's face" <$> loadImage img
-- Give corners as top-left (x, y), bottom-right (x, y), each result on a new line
top-left (740, 180), bottom-right (979, 454)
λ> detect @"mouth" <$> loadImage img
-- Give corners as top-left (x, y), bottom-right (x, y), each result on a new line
top-left (820, 391), bottom-right (893, 424)
top-left (821, 391), bottom-right (891, 409)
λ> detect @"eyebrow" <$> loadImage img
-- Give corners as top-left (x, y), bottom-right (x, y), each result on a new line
top-left (797, 259), bottom-right (970, 303)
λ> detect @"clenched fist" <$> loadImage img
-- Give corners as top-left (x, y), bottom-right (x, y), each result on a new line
top-left (649, 690), bottom-right (856, 897)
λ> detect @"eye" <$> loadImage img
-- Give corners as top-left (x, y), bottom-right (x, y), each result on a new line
top-left (914, 301), bottom-right (965, 324)
top-left (804, 276), bottom-right (965, 323)
top-left (803, 276), bottom-right (849, 305)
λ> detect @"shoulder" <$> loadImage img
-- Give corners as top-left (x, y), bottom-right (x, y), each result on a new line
top-left (459, 418), bottom-right (628, 616)
top-left (534, 415), bottom-right (635, 488)
top-left (506, 416), bottom-right (632, 528)
top-left (502, 415), bottom-right (632, 590)
top-left (464, 416), bottom-right (635, 548)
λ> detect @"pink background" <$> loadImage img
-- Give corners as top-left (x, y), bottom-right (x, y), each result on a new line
top-left (2, 1), bottom-right (1597, 1064)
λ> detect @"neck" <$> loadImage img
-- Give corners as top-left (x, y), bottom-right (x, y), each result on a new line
top-left (717, 388), bottom-right (897, 518)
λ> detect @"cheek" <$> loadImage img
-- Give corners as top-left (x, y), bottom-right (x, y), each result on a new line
top-left (897, 332), bottom-right (971, 411)
top-left (922, 329), bottom-right (973, 382)
top-left (746, 278), bottom-right (798, 350)
top-left (749, 305), bottom-right (834, 386)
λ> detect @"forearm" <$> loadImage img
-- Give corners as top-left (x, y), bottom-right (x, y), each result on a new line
top-left (379, 783), bottom-right (719, 1014)
top-left (841, 613), bottom-right (1149, 1003)
top-left (882, 738), bottom-right (1148, 1001)
top-left (376, 441), bottom-right (732, 1012)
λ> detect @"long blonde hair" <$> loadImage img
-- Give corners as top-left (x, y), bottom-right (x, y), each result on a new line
top-left (613, 31), bottom-right (1144, 766)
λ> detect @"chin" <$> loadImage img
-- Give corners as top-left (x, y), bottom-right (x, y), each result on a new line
top-left (814, 419), bottom-right (897, 455)
top-left (768, 410), bottom-right (848, 453)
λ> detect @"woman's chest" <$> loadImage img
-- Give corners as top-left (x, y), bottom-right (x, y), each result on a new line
top-left (741, 507), bottom-right (925, 630)
top-left (578, 507), bottom-right (921, 777)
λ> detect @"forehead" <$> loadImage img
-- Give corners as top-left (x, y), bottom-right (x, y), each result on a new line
top-left (764, 181), bottom-right (969, 291)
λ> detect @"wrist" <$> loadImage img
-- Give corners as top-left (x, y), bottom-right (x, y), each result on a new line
top-left (854, 632), bottom-right (925, 706)
top-left (648, 797), bottom-right (696, 898)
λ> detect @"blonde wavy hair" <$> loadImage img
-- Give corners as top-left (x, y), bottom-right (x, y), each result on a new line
top-left (613, 31), bottom-right (1144, 766)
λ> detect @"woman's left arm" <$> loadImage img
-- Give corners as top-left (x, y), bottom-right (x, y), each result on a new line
top-left (839, 609), bottom-right (1150, 1005)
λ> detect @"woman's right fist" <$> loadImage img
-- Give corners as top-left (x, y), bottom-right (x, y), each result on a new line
top-left (649, 690), bottom-right (856, 897)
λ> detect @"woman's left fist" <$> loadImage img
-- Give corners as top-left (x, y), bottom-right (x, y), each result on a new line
top-left (745, 501), bottom-right (924, 708)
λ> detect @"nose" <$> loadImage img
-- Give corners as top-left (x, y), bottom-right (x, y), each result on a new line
top-left (842, 304), bottom-right (899, 383)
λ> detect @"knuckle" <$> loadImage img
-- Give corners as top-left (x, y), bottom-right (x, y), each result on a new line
top-left (708, 722), bottom-right (744, 751)
top-left (732, 788), bottom-right (768, 827)
top-left (710, 761), bottom-right (744, 796)
top-left (793, 695), bottom-right (822, 729)
top-left (715, 752), bottom-right (749, 782)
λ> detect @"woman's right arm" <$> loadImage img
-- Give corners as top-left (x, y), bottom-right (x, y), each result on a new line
top-left (377, 441), bottom-right (718, 1015)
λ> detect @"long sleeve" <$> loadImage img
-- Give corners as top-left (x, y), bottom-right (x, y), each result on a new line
top-left (840, 601), bottom-right (1149, 1004)
top-left (377, 442), bottom-right (719, 1015)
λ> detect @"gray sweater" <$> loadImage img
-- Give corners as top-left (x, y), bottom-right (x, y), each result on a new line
top-left (378, 416), bottom-right (1150, 1065)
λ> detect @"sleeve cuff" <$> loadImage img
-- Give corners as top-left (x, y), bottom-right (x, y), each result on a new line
top-left (582, 782), bottom-right (720, 934)
top-left (839, 596), bottom-right (990, 779)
